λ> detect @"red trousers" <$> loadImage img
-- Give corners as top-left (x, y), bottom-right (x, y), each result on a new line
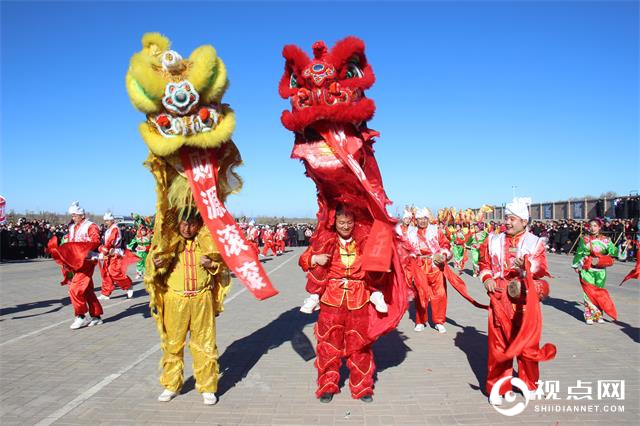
top-left (414, 262), bottom-right (447, 325)
top-left (69, 260), bottom-right (103, 317)
top-left (262, 242), bottom-right (277, 256)
top-left (315, 303), bottom-right (374, 399)
top-left (486, 308), bottom-right (539, 395)
top-left (276, 240), bottom-right (285, 253)
top-left (101, 256), bottom-right (132, 296)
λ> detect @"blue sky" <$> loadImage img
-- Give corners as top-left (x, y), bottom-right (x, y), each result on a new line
top-left (1, 0), bottom-right (638, 218)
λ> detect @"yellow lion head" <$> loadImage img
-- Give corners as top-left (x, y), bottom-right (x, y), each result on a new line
top-left (125, 33), bottom-right (235, 157)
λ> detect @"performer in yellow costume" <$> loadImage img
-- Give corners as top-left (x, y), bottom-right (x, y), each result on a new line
top-left (125, 33), bottom-right (278, 405)
top-left (153, 212), bottom-right (229, 405)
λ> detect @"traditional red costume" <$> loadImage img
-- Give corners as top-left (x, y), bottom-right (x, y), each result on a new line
top-left (280, 37), bottom-right (409, 400)
top-left (261, 227), bottom-right (277, 257)
top-left (479, 228), bottom-right (556, 396)
top-left (409, 220), bottom-right (452, 327)
top-left (300, 233), bottom-right (382, 398)
top-left (98, 220), bottom-right (133, 297)
top-left (47, 204), bottom-right (104, 323)
top-left (275, 225), bottom-right (287, 254)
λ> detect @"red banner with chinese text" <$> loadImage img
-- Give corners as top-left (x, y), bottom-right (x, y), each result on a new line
top-left (180, 147), bottom-right (278, 300)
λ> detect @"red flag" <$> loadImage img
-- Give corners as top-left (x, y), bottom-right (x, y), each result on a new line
top-left (0, 195), bottom-right (6, 224)
top-left (361, 220), bottom-right (393, 272)
top-left (620, 242), bottom-right (640, 286)
top-left (180, 147), bottom-right (278, 300)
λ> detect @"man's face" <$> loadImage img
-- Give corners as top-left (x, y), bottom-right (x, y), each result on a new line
top-left (71, 214), bottom-right (84, 225)
top-left (335, 213), bottom-right (355, 239)
top-left (402, 216), bottom-right (411, 226)
top-left (178, 218), bottom-right (202, 240)
top-left (104, 219), bottom-right (114, 227)
top-left (416, 217), bottom-right (428, 229)
top-left (589, 221), bottom-right (601, 235)
top-left (505, 214), bottom-right (527, 236)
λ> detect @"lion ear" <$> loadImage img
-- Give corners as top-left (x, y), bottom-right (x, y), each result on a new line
top-left (186, 45), bottom-right (228, 103)
top-left (141, 32), bottom-right (170, 54)
top-left (125, 33), bottom-right (171, 114)
top-left (125, 52), bottom-right (165, 114)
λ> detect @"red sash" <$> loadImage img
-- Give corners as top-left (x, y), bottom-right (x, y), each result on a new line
top-left (180, 147), bottom-right (278, 300)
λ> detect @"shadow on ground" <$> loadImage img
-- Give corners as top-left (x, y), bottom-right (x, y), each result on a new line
top-left (216, 307), bottom-right (317, 396)
top-left (450, 318), bottom-right (488, 394)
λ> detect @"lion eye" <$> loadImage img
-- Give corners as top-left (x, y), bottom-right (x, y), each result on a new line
top-left (290, 74), bottom-right (298, 88)
top-left (345, 62), bottom-right (363, 79)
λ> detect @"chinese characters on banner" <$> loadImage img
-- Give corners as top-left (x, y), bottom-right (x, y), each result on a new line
top-left (180, 147), bottom-right (278, 300)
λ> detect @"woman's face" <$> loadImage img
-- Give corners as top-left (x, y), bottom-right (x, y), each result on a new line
top-left (589, 221), bottom-right (601, 235)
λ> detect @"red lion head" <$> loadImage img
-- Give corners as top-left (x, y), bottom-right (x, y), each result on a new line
top-left (279, 36), bottom-right (376, 132)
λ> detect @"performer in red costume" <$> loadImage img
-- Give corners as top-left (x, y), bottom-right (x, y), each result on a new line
top-left (48, 201), bottom-right (104, 329)
top-left (408, 208), bottom-right (452, 333)
top-left (260, 225), bottom-right (277, 257)
top-left (246, 220), bottom-right (260, 255)
top-left (279, 37), bottom-right (409, 401)
top-left (98, 211), bottom-right (134, 300)
top-left (395, 208), bottom-right (415, 239)
top-left (300, 206), bottom-right (388, 402)
top-left (275, 223), bottom-right (287, 255)
top-left (478, 199), bottom-right (556, 406)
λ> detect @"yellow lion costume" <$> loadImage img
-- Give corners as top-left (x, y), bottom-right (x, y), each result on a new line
top-left (127, 34), bottom-right (258, 400)
top-left (126, 32), bottom-right (240, 323)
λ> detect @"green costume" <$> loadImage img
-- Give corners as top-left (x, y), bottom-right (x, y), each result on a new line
top-left (467, 229), bottom-right (488, 275)
top-left (128, 235), bottom-right (152, 278)
top-left (571, 234), bottom-right (619, 321)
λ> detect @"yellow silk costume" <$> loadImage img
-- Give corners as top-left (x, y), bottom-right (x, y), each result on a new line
top-left (160, 235), bottom-right (229, 393)
top-left (125, 33), bottom-right (239, 395)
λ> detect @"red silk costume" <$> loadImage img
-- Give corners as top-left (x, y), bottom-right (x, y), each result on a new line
top-left (479, 231), bottom-right (556, 395)
top-left (246, 225), bottom-right (259, 255)
top-left (48, 219), bottom-right (103, 318)
top-left (275, 227), bottom-right (287, 253)
top-left (409, 224), bottom-right (452, 325)
top-left (261, 228), bottom-right (277, 256)
top-left (300, 235), bottom-right (379, 398)
top-left (98, 224), bottom-right (133, 296)
top-left (280, 37), bottom-right (409, 399)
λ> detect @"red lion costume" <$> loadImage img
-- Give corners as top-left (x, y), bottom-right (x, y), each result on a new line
top-left (279, 37), bottom-right (409, 400)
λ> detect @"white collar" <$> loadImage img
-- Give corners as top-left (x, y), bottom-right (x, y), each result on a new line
top-left (338, 236), bottom-right (353, 246)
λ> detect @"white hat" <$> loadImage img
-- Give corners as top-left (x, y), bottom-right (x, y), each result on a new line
top-left (415, 208), bottom-right (433, 220)
top-left (249, 220), bottom-right (255, 226)
top-left (402, 209), bottom-right (413, 219)
top-left (103, 211), bottom-right (115, 221)
top-left (68, 201), bottom-right (85, 215)
top-left (505, 198), bottom-right (530, 221)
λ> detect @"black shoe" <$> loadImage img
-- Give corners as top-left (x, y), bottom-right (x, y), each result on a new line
top-left (360, 395), bottom-right (373, 403)
top-left (319, 393), bottom-right (333, 403)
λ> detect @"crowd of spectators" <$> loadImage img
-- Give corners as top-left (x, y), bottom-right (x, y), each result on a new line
top-left (5, 215), bottom-right (634, 263)
top-left (0, 218), bottom-right (65, 261)
top-left (0, 218), bottom-right (140, 261)
top-left (238, 222), bottom-right (315, 247)
top-left (1, 218), bottom-right (316, 262)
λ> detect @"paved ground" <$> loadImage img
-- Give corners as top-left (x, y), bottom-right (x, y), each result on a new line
top-left (0, 248), bottom-right (638, 425)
